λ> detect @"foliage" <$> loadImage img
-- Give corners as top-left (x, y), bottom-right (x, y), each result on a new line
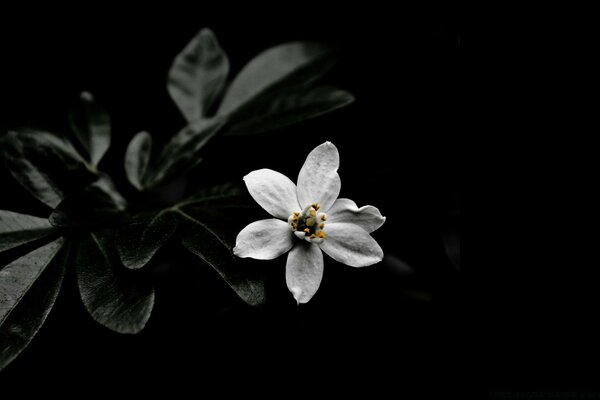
top-left (0, 28), bottom-right (354, 370)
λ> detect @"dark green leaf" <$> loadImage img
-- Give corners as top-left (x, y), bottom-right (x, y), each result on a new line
top-left (0, 210), bottom-right (55, 254)
top-left (217, 41), bottom-right (337, 116)
top-left (117, 210), bottom-right (178, 270)
top-left (145, 118), bottom-right (225, 188)
top-left (124, 131), bottom-right (153, 191)
top-left (93, 174), bottom-right (128, 210)
top-left (442, 229), bottom-right (460, 270)
top-left (0, 237), bottom-right (64, 324)
top-left (76, 231), bottom-right (154, 334)
top-left (225, 86), bottom-right (354, 136)
top-left (49, 183), bottom-right (124, 228)
top-left (176, 207), bottom-right (265, 306)
top-left (68, 91), bottom-right (111, 167)
top-left (168, 28), bottom-right (229, 122)
top-left (176, 182), bottom-right (248, 208)
top-left (0, 238), bottom-right (67, 370)
top-left (2, 130), bottom-right (96, 208)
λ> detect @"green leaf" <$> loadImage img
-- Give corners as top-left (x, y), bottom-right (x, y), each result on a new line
top-left (442, 229), bottom-right (460, 270)
top-left (76, 231), bottom-right (154, 334)
top-left (176, 182), bottom-right (247, 208)
top-left (2, 130), bottom-right (96, 208)
top-left (49, 184), bottom-right (124, 228)
top-left (168, 28), bottom-right (230, 122)
top-left (124, 131), bottom-right (153, 191)
top-left (92, 174), bottom-right (128, 210)
top-left (217, 41), bottom-right (338, 116)
top-left (175, 207), bottom-right (265, 306)
top-left (0, 237), bottom-right (64, 323)
top-left (0, 210), bottom-right (55, 254)
top-left (68, 91), bottom-right (111, 167)
top-left (225, 85), bottom-right (355, 136)
top-left (117, 210), bottom-right (178, 270)
top-left (145, 118), bottom-right (225, 188)
top-left (0, 238), bottom-right (67, 371)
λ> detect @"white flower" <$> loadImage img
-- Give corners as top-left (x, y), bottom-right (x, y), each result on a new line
top-left (233, 142), bottom-right (385, 304)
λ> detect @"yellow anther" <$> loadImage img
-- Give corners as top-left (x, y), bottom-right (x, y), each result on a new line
top-left (312, 203), bottom-right (320, 211)
top-left (317, 231), bottom-right (326, 238)
top-left (291, 223), bottom-right (297, 229)
top-left (304, 228), bottom-right (310, 234)
top-left (293, 212), bottom-right (300, 217)
top-left (319, 223), bottom-right (324, 229)
top-left (306, 218), bottom-right (315, 227)
top-left (320, 214), bottom-right (327, 221)
top-left (310, 234), bottom-right (317, 239)
top-left (292, 216), bottom-right (298, 222)
top-left (309, 209), bottom-right (317, 217)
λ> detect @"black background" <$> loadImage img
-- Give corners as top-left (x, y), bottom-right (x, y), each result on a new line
top-left (0, 4), bottom-right (487, 395)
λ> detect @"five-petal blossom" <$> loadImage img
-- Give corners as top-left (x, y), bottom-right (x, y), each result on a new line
top-left (233, 142), bottom-right (385, 303)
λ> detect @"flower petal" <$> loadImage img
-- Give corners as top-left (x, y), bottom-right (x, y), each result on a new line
top-left (319, 222), bottom-right (383, 267)
top-left (233, 219), bottom-right (294, 260)
top-left (244, 169), bottom-right (300, 219)
top-left (286, 242), bottom-right (324, 304)
top-left (297, 141), bottom-right (341, 212)
top-left (327, 198), bottom-right (386, 233)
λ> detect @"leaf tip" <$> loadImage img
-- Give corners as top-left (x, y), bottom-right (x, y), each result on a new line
top-left (199, 27), bottom-right (216, 38)
top-left (343, 91), bottom-right (356, 103)
top-left (80, 91), bottom-right (94, 102)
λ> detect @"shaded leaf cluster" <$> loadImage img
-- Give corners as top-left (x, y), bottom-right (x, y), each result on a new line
top-left (0, 28), bottom-right (354, 370)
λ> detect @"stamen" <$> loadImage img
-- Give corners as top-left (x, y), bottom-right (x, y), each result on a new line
top-left (289, 205), bottom-right (328, 242)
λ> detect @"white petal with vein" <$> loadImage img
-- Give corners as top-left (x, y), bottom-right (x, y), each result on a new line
top-left (233, 219), bottom-right (294, 260)
top-left (327, 198), bottom-right (386, 233)
top-left (319, 222), bottom-right (383, 267)
top-left (285, 242), bottom-right (324, 304)
top-left (244, 169), bottom-right (300, 219)
top-left (296, 142), bottom-right (340, 212)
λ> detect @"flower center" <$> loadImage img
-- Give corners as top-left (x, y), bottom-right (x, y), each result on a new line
top-left (288, 203), bottom-right (327, 244)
